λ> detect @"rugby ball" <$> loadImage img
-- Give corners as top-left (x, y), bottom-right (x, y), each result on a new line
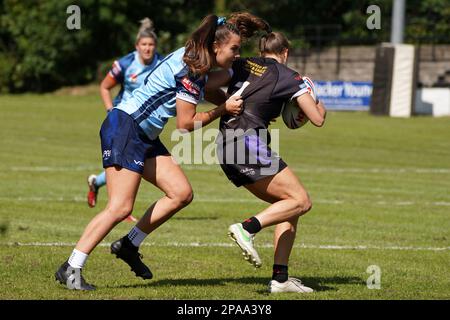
top-left (282, 76), bottom-right (317, 129)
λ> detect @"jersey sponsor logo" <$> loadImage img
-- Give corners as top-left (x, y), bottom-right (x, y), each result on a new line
top-left (244, 60), bottom-right (267, 77)
top-left (129, 73), bottom-right (138, 83)
top-left (128, 67), bottom-right (145, 83)
top-left (181, 77), bottom-right (200, 95)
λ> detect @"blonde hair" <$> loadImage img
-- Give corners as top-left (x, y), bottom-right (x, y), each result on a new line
top-left (136, 18), bottom-right (157, 44)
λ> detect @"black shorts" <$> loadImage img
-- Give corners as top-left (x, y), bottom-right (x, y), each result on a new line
top-left (100, 109), bottom-right (169, 174)
top-left (217, 132), bottom-right (287, 187)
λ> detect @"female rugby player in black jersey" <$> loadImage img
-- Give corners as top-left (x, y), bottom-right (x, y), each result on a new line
top-left (206, 31), bottom-right (326, 293)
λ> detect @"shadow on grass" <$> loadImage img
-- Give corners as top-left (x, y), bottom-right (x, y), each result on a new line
top-left (172, 216), bottom-right (219, 221)
top-left (107, 275), bottom-right (364, 292)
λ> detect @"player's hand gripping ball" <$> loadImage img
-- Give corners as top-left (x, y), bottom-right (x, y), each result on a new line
top-left (282, 76), bottom-right (317, 129)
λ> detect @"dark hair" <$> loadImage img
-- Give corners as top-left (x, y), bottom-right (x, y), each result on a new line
top-left (183, 12), bottom-right (271, 75)
top-left (136, 18), bottom-right (157, 44)
top-left (259, 32), bottom-right (290, 56)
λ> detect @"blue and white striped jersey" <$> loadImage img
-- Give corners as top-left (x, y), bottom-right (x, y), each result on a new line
top-left (109, 51), bottom-right (164, 107)
top-left (116, 47), bottom-right (207, 140)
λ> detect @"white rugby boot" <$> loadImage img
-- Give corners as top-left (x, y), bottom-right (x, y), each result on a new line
top-left (268, 277), bottom-right (314, 293)
top-left (228, 223), bottom-right (262, 268)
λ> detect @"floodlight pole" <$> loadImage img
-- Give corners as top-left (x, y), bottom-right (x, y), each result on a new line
top-left (390, 0), bottom-right (405, 44)
top-left (215, 0), bottom-right (226, 16)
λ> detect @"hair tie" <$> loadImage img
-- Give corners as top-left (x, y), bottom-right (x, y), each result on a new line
top-left (217, 17), bottom-right (226, 26)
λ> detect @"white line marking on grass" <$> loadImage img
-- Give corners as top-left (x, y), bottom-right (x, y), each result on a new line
top-left (302, 168), bottom-right (450, 174)
top-left (8, 165), bottom-right (98, 172)
top-left (184, 165), bottom-right (450, 174)
top-left (5, 165), bottom-right (450, 174)
top-left (433, 202), bottom-right (450, 206)
top-left (2, 242), bottom-right (449, 251)
top-left (2, 196), bottom-right (450, 207)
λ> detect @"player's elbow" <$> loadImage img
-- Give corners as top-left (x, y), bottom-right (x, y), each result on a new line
top-left (99, 81), bottom-right (108, 93)
top-left (311, 116), bottom-right (325, 127)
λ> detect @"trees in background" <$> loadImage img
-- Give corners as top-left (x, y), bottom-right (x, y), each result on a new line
top-left (0, 0), bottom-right (448, 93)
top-left (0, 0), bottom-right (212, 92)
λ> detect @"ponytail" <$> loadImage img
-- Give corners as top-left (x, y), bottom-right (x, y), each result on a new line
top-left (183, 15), bottom-right (218, 76)
top-left (184, 12), bottom-right (271, 75)
top-left (259, 32), bottom-right (290, 56)
top-left (136, 18), bottom-right (157, 44)
top-left (227, 12), bottom-right (271, 40)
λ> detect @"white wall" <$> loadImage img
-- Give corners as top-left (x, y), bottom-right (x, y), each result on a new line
top-left (415, 88), bottom-right (450, 117)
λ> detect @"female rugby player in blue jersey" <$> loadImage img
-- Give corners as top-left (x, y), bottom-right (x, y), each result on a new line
top-left (86, 18), bottom-right (164, 220)
top-left (55, 12), bottom-right (270, 290)
top-left (213, 32), bottom-right (326, 293)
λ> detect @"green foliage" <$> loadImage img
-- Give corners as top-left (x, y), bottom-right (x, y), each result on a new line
top-left (1, 1), bottom-right (94, 92)
top-left (406, 0), bottom-right (450, 43)
top-left (0, 0), bottom-right (213, 93)
top-left (0, 0), bottom-right (448, 93)
top-left (225, 0), bottom-right (449, 44)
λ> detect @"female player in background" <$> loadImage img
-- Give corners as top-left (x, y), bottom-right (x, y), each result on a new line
top-left (86, 18), bottom-right (164, 221)
top-left (55, 12), bottom-right (270, 290)
top-left (212, 31), bottom-right (326, 293)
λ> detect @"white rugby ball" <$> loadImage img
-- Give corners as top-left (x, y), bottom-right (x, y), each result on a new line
top-left (282, 76), bottom-right (317, 129)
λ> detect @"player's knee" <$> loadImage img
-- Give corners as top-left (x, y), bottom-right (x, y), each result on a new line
top-left (173, 187), bottom-right (194, 208)
top-left (181, 189), bottom-right (194, 207)
top-left (106, 202), bottom-right (134, 221)
top-left (293, 194), bottom-right (312, 216)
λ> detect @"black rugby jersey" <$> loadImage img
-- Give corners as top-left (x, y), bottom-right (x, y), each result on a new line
top-left (220, 57), bottom-right (308, 133)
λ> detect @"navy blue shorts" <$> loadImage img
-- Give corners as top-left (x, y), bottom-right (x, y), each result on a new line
top-left (100, 109), bottom-right (169, 174)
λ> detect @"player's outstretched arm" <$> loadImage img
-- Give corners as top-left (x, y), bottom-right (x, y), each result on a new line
top-left (176, 96), bottom-right (242, 132)
top-left (204, 69), bottom-right (231, 106)
top-left (204, 88), bottom-right (228, 107)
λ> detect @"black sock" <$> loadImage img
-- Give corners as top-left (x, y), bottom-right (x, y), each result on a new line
top-left (241, 216), bottom-right (262, 234)
top-left (272, 264), bottom-right (288, 283)
top-left (122, 235), bottom-right (137, 250)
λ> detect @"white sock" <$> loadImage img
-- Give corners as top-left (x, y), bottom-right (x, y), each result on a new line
top-left (68, 249), bottom-right (89, 269)
top-left (127, 226), bottom-right (148, 247)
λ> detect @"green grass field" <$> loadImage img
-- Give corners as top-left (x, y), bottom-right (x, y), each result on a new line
top-left (0, 92), bottom-right (449, 300)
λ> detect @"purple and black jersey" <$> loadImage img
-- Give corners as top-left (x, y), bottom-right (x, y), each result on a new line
top-left (217, 57), bottom-right (308, 187)
top-left (220, 57), bottom-right (308, 132)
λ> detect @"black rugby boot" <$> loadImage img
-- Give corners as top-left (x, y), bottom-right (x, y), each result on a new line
top-left (111, 236), bottom-right (153, 279)
top-left (55, 261), bottom-right (96, 291)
